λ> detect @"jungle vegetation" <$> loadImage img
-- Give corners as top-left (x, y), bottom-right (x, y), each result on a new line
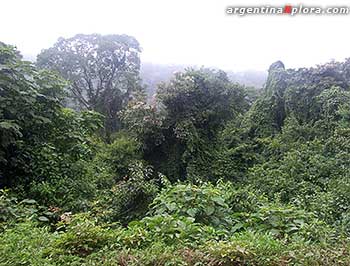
top-left (2, 35), bottom-right (350, 265)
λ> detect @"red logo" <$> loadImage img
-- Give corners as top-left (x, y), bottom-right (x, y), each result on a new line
top-left (284, 5), bottom-right (292, 13)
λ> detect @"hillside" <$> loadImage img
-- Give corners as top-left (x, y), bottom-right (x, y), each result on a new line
top-left (2, 38), bottom-right (350, 265)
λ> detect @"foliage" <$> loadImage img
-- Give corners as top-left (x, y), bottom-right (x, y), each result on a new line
top-left (4, 42), bottom-right (350, 265)
top-left (53, 213), bottom-right (117, 257)
top-left (0, 189), bottom-right (58, 231)
top-left (150, 182), bottom-right (233, 227)
top-left (204, 231), bottom-right (350, 266)
top-left (212, 118), bottom-right (262, 180)
top-left (236, 202), bottom-right (333, 242)
top-left (154, 68), bottom-right (248, 181)
top-left (101, 133), bottom-right (141, 181)
top-left (0, 43), bottom-right (64, 188)
top-left (120, 100), bottom-right (164, 152)
top-left (92, 161), bottom-right (159, 224)
top-left (0, 221), bottom-right (56, 265)
top-left (119, 214), bottom-right (219, 248)
top-left (0, 42), bottom-right (104, 211)
top-left (0, 218), bottom-right (349, 266)
top-left (37, 34), bottom-right (143, 134)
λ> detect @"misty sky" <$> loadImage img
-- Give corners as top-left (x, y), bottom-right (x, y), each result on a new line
top-left (1, 0), bottom-right (350, 71)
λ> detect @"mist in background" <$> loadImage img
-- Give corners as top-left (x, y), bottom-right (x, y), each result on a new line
top-left (2, 0), bottom-right (349, 90)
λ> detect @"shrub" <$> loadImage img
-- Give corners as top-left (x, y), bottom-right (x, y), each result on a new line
top-left (102, 133), bottom-right (141, 181)
top-left (92, 162), bottom-right (158, 224)
top-left (28, 158), bottom-right (98, 212)
top-left (0, 221), bottom-right (55, 265)
top-left (301, 177), bottom-right (350, 225)
top-left (85, 242), bottom-right (217, 266)
top-left (204, 231), bottom-right (284, 265)
top-left (204, 231), bottom-right (350, 265)
top-left (149, 182), bottom-right (233, 227)
top-left (226, 185), bottom-right (268, 213)
top-left (233, 202), bottom-right (334, 242)
top-left (120, 214), bottom-right (220, 249)
top-left (0, 189), bottom-right (58, 231)
top-left (249, 140), bottom-right (341, 203)
top-left (52, 213), bottom-right (117, 257)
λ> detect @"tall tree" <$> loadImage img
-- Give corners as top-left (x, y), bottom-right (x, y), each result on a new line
top-left (0, 42), bottom-right (104, 208)
top-left (151, 68), bottom-right (248, 181)
top-left (37, 34), bottom-right (142, 134)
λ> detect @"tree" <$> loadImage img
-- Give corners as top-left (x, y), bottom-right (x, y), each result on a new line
top-left (243, 60), bottom-right (350, 138)
top-left (0, 42), bottom-right (65, 188)
top-left (36, 34), bottom-right (143, 134)
top-left (0, 42), bottom-right (104, 209)
top-left (154, 68), bottom-right (248, 181)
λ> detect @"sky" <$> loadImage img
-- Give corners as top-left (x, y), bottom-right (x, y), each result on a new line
top-left (1, 0), bottom-right (350, 71)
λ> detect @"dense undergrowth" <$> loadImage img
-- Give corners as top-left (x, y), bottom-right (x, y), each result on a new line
top-left (2, 39), bottom-right (350, 265)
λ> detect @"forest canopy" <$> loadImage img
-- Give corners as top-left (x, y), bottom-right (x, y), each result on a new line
top-left (2, 35), bottom-right (350, 265)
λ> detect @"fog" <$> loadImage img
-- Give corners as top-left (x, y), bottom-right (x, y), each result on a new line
top-left (1, 0), bottom-right (350, 71)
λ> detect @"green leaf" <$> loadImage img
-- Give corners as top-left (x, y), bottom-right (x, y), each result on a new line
top-left (21, 199), bottom-right (36, 204)
top-left (38, 216), bottom-right (49, 222)
top-left (186, 208), bottom-right (197, 217)
top-left (205, 206), bottom-right (215, 216)
top-left (212, 196), bottom-right (225, 206)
